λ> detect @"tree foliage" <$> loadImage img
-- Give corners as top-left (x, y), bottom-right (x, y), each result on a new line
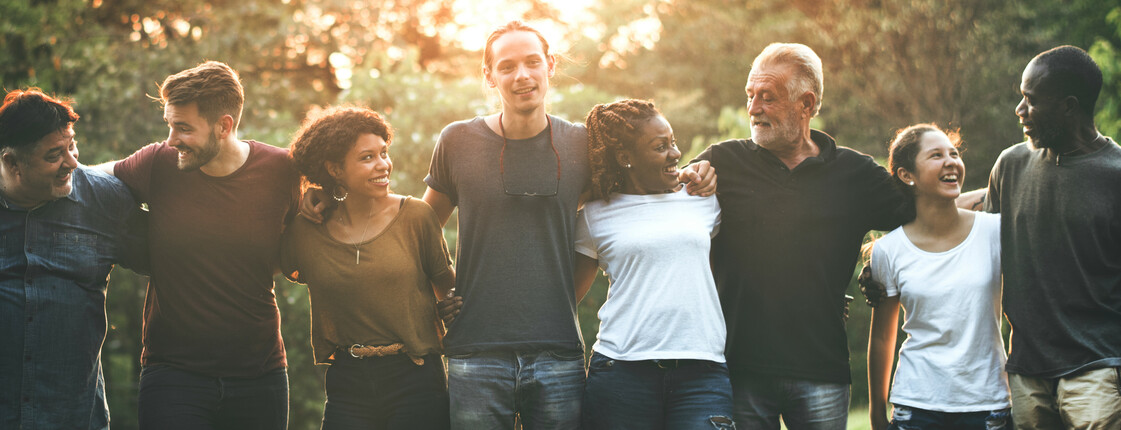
top-left (3, 0), bottom-right (1118, 428)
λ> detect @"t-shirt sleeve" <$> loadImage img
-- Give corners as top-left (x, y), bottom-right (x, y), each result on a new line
top-left (986, 213), bottom-right (1002, 266)
top-left (984, 156), bottom-right (1002, 214)
top-left (279, 223), bottom-right (303, 284)
top-left (117, 204), bottom-right (150, 274)
top-left (423, 125), bottom-right (458, 206)
top-left (870, 239), bottom-right (900, 298)
top-left (113, 142), bottom-right (163, 201)
top-left (97, 172), bottom-right (150, 274)
top-left (863, 156), bottom-right (908, 231)
top-left (709, 195), bottom-right (722, 238)
top-left (574, 208), bottom-right (598, 259)
top-left (418, 201), bottom-right (454, 284)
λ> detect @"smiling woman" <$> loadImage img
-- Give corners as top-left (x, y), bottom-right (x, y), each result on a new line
top-left (576, 99), bottom-right (733, 429)
top-left (282, 105), bottom-right (456, 429)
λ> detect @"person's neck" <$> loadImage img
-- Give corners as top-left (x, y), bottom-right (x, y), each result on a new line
top-left (763, 127), bottom-right (819, 170)
top-left (200, 136), bottom-right (249, 177)
top-left (495, 108), bottom-right (548, 140)
top-left (337, 193), bottom-right (396, 225)
top-left (1050, 124), bottom-right (1105, 157)
top-left (911, 195), bottom-right (964, 236)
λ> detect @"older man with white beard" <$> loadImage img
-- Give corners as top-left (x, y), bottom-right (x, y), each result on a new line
top-left (693, 43), bottom-right (909, 430)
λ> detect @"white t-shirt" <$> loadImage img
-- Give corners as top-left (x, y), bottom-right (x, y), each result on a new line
top-left (871, 211), bottom-right (1010, 412)
top-left (575, 190), bottom-right (725, 362)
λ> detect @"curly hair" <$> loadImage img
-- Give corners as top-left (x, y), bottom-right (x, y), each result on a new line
top-left (887, 123), bottom-right (963, 222)
top-left (289, 106), bottom-right (393, 191)
top-left (584, 99), bottom-right (661, 202)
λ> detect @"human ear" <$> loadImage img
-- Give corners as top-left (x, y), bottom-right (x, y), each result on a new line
top-left (325, 161), bottom-right (343, 181)
top-left (547, 54), bottom-right (556, 78)
top-left (614, 151), bottom-right (631, 169)
top-left (799, 91), bottom-right (817, 116)
top-left (483, 67), bottom-right (496, 88)
top-left (1061, 95), bottom-right (1080, 117)
top-left (216, 115), bottom-right (235, 138)
top-left (897, 167), bottom-right (915, 186)
top-left (1, 152), bottom-right (20, 172)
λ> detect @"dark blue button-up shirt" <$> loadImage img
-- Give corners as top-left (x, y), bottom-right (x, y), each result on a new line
top-left (1, 166), bottom-right (147, 430)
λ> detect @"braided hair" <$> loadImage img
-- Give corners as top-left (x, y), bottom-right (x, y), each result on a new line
top-left (584, 99), bottom-right (661, 202)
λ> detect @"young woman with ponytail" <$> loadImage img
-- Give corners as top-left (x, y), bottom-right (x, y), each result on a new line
top-left (866, 124), bottom-right (1010, 430)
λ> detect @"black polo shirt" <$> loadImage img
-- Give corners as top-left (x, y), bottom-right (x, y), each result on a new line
top-left (695, 129), bottom-right (906, 383)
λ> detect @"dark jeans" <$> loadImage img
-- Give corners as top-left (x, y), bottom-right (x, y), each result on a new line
top-left (888, 404), bottom-right (1011, 430)
top-left (137, 365), bottom-right (288, 430)
top-left (730, 372), bottom-right (850, 430)
top-left (582, 352), bottom-right (736, 430)
top-left (321, 353), bottom-right (449, 430)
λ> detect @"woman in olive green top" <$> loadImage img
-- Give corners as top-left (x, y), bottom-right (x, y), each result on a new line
top-left (282, 106), bottom-right (455, 430)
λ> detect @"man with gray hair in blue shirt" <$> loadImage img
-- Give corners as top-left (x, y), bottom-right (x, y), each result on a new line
top-left (0, 88), bottom-right (147, 429)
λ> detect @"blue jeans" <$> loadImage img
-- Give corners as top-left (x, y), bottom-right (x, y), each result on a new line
top-left (582, 352), bottom-right (736, 429)
top-left (888, 404), bottom-right (1011, 430)
top-left (446, 349), bottom-right (585, 430)
top-left (137, 365), bottom-right (288, 430)
top-left (321, 353), bottom-right (448, 430)
top-left (729, 373), bottom-right (849, 430)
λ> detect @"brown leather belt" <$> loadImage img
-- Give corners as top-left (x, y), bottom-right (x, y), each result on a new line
top-left (345, 343), bottom-right (424, 365)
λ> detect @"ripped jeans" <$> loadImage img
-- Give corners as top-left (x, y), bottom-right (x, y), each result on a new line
top-left (582, 352), bottom-right (737, 429)
top-left (889, 404), bottom-right (1012, 430)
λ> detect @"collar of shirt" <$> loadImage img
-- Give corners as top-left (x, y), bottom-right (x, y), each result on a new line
top-left (745, 129), bottom-right (838, 174)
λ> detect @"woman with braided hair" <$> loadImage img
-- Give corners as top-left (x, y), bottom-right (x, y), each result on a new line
top-left (575, 99), bottom-right (735, 429)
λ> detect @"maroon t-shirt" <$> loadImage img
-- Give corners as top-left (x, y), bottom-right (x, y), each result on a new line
top-left (115, 141), bottom-right (299, 377)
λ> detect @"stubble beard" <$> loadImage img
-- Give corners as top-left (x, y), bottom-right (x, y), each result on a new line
top-left (178, 132), bottom-right (222, 171)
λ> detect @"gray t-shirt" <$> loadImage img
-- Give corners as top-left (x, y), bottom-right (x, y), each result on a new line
top-left (425, 115), bottom-right (589, 354)
top-left (985, 137), bottom-right (1121, 378)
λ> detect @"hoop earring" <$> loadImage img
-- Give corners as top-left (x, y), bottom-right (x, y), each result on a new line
top-left (332, 184), bottom-right (348, 202)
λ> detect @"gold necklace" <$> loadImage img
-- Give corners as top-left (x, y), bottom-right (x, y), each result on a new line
top-left (340, 201), bottom-right (376, 265)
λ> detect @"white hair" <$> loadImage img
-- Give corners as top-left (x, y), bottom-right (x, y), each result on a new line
top-left (750, 43), bottom-right (824, 117)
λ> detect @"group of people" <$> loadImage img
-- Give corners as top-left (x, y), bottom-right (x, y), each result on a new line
top-left (1, 18), bottom-right (1118, 430)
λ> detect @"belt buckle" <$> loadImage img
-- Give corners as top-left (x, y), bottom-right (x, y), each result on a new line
top-left (348, 344), bottom-right (365, 359)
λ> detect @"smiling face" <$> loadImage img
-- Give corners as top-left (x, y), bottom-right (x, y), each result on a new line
top-left (164, 102), bottom-right (221, 171)
top-left (745, 64), bottom-right (804, 149)
top-left (2, 125), bottom-right (79, 208)
top-left (618, 115), bottom-right (681, 195)
top-left (484, 30), bottom-right (556, 116)
top-left (328, 133), bottom-right (392, 200)
top-left (1016, 60), bottom-right (1070, 150)
top-left (901, 130), bottom-right (965, 201)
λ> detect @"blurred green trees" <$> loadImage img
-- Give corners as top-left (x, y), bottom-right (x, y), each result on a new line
top-left (3, 0), bottom-right (1118, 428)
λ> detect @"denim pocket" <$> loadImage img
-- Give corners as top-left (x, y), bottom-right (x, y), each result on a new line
top-left (587, 353), bottom-right (615, 373)
top-left (445, 352), bottom-right (476, 360)
top-left (544, 348), bottom-right (585, 361)
top-left (986, 408), bottom-right (1011, 430)
top-left (892, 405), bottom-right (910, 421)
